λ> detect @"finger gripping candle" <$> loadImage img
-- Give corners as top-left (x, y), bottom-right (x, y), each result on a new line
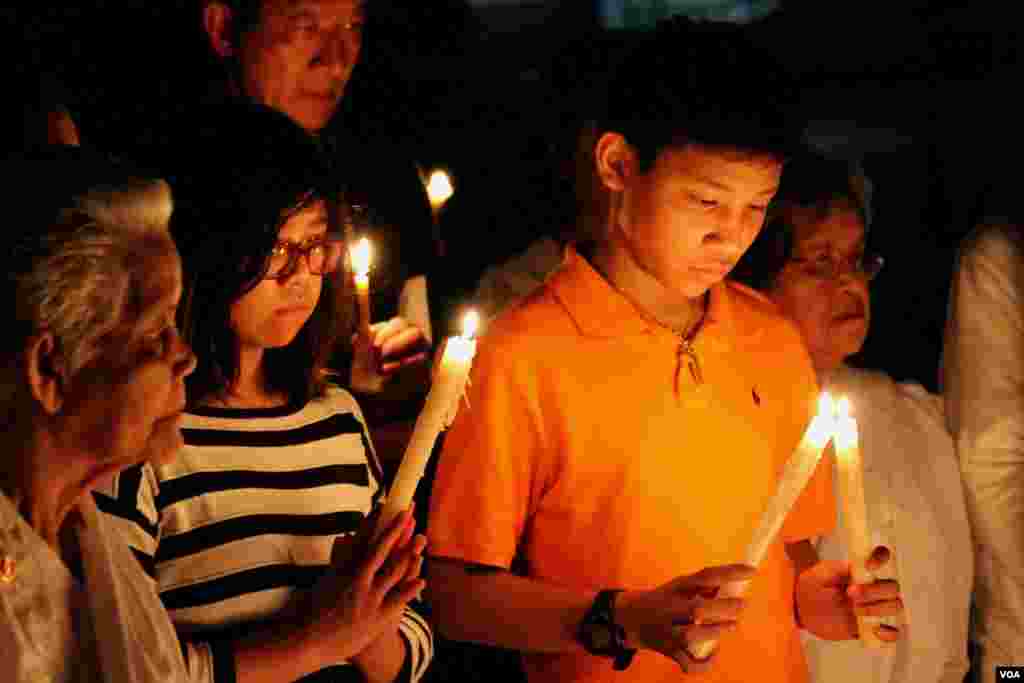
top-left (688, 393), bottom-right (837, 660)
top-left (833, 397), bottom-right (884, 647)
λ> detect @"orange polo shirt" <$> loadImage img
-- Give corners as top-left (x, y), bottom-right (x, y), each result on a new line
top-left (428, 246), bottom-right (834, 683)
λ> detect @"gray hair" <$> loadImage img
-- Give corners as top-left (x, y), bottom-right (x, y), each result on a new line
top-left (7, 173), bottom-right (174, 384)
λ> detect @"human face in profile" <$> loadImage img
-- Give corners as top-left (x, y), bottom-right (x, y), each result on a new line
top-left (62, 238), bottom-right (195, 473)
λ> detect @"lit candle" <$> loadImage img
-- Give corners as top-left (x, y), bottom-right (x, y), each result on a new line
top-left (834, 397), bottom-right (884, 647)
top-left (689, 393), bottom-right (837, 660)
top-left (425, 169), bottom-right (454, 258)
top-left (377, 311), bottom-right (480, 535)
top-left (350, 238), bottom-right (373, 340)
top-left (426, 169), bottom-right (454, 214)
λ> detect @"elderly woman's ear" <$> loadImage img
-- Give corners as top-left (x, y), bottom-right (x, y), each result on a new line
top-left (24, 330), bottom-right (66, 415)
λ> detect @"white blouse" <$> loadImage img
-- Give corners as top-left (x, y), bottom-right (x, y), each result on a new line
top-left (802, 366), bottom-right (973, 683)
top-left (0, 489), bottom-right (186, 683)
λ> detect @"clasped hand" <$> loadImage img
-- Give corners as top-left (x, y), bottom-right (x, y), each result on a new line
top-left (294, 507), bottom-right (426, 663)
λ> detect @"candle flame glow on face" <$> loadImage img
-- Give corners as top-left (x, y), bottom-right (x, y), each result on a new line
top-left (462, 311), bottom-right (480, 340)
top-left (427, 170), bottom-right (454, 209)
top-left (350, 238), bottom-right (372, 277)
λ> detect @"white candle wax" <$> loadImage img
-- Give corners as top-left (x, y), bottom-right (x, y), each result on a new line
top-left (376, 312), bottom-right (479, 535)
top-left (834, 398), bottom-right (884, 647)
top-left (350, 238), bottom-right (373, 339)
top-left (689, 393), bottom-right (836, 660)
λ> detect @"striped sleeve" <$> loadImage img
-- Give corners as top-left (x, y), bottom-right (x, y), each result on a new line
top-left (342, 389), bottom-right (385, 508)
top-left (397, 602), bottom-right (433, 683)
top-left (95, 466), bottom-right (228, 683)
top-left (93, 463), bottom-right (160, 577)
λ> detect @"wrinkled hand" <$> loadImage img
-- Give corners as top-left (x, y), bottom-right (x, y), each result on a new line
top-left (299, 509), bottom-right (426, 662)
top-left (616, 564), bottom-right (755, 673)
top-left (795, 546), bottom-right (903, 642)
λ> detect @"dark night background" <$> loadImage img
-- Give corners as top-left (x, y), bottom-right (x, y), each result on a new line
top-left (8, 0), bottom-right (1023, 393)
top-left (6, 2), bottom-right (1018, 679)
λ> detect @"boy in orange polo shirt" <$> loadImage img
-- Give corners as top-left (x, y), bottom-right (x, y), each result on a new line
top-left (427, 17), bottom-right (903, 683)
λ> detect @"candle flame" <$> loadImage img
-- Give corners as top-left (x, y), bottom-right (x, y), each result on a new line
top-left (350, 238), bottom-right (372, 276)
top-left (427, 170), bottom-right (454, 210)
top-left (836, 396), bottom-right (852, 419)
top-left (805, 414), bottom-right (833, 449)
top-left (462, 311), bottom-right (480, 340)
top-left (833, 395), bottom-right (858, 451)
top-left (817, 392), bottom-right (835, 418)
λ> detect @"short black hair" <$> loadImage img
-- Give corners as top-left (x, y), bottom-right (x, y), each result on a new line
top-left (169, 102), bottom-right (346, 407)
top-left (209, 0), bottom-right (263, 36)
top-left (598, 16), bottom-right (800, 172)
top-left (731, 151), bottom-right (866, 291)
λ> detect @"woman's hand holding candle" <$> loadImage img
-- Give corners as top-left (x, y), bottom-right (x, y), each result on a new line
top-left (793, 549), bottom-right (903, 642)
top-left (832, 398), bottom-right (901, 646)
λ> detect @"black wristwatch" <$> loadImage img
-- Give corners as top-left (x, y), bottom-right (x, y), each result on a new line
top-left (577, 589), bottom-right (637, 671)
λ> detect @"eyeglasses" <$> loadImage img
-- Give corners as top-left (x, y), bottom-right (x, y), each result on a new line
top-left (787, 252), bottom-right (885, 282)
top-left (263, 237), bottom-right (344, 280)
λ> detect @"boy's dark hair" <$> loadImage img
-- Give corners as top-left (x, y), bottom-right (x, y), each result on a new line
top-left (169, 102), bottom-right (347, 407)
top-left (206, 0), bottom-right (263, 39)
top-left (732, 151), bottom-right (867, 290)
top-left (598, 16), bottom-right (800, 172)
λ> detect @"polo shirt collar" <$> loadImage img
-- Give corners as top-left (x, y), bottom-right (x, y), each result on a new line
top-left (550, 245), bottom-right (745, 348)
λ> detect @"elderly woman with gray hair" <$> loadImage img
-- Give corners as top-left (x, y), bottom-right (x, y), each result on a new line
top-left (0, 148), bottom-right (195, 682)
top-left (732, 152), bottom-right (972, 683)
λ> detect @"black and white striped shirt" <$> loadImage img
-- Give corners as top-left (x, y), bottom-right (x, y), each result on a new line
top-left (95, 386), bottom-right (432, 683)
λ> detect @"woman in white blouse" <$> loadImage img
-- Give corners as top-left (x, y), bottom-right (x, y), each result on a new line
top-left (734, 152), bottom-right (973, 683)
top-left (0, 148), bottom-right (195, 682)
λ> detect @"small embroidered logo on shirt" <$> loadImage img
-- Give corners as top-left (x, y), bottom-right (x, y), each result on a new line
top-left (752, 388), bottom-right (761, 406)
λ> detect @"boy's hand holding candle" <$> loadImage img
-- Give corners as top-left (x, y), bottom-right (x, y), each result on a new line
top-left (687, 393), bottom-right (837, 660)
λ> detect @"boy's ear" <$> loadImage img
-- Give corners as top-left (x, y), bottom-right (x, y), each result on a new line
top-left (24, 331), bottom-right (66, 416)
top-left (594, 132), bottom-right (639, 192)
top-left (203, 2), bottom-right (236, 58)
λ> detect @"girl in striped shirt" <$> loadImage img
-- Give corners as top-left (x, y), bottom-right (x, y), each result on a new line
top-left (97, 103), bottom-right (433, 683)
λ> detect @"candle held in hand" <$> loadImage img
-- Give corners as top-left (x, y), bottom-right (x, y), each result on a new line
top-left (688, 392), bottom-right (837, 661)
top-left (834, 397), bottom-right (884, 647)
top-left (350, 238), bottom-right (373, 340)
top-left (377, 311), bottom-right (480, 536)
